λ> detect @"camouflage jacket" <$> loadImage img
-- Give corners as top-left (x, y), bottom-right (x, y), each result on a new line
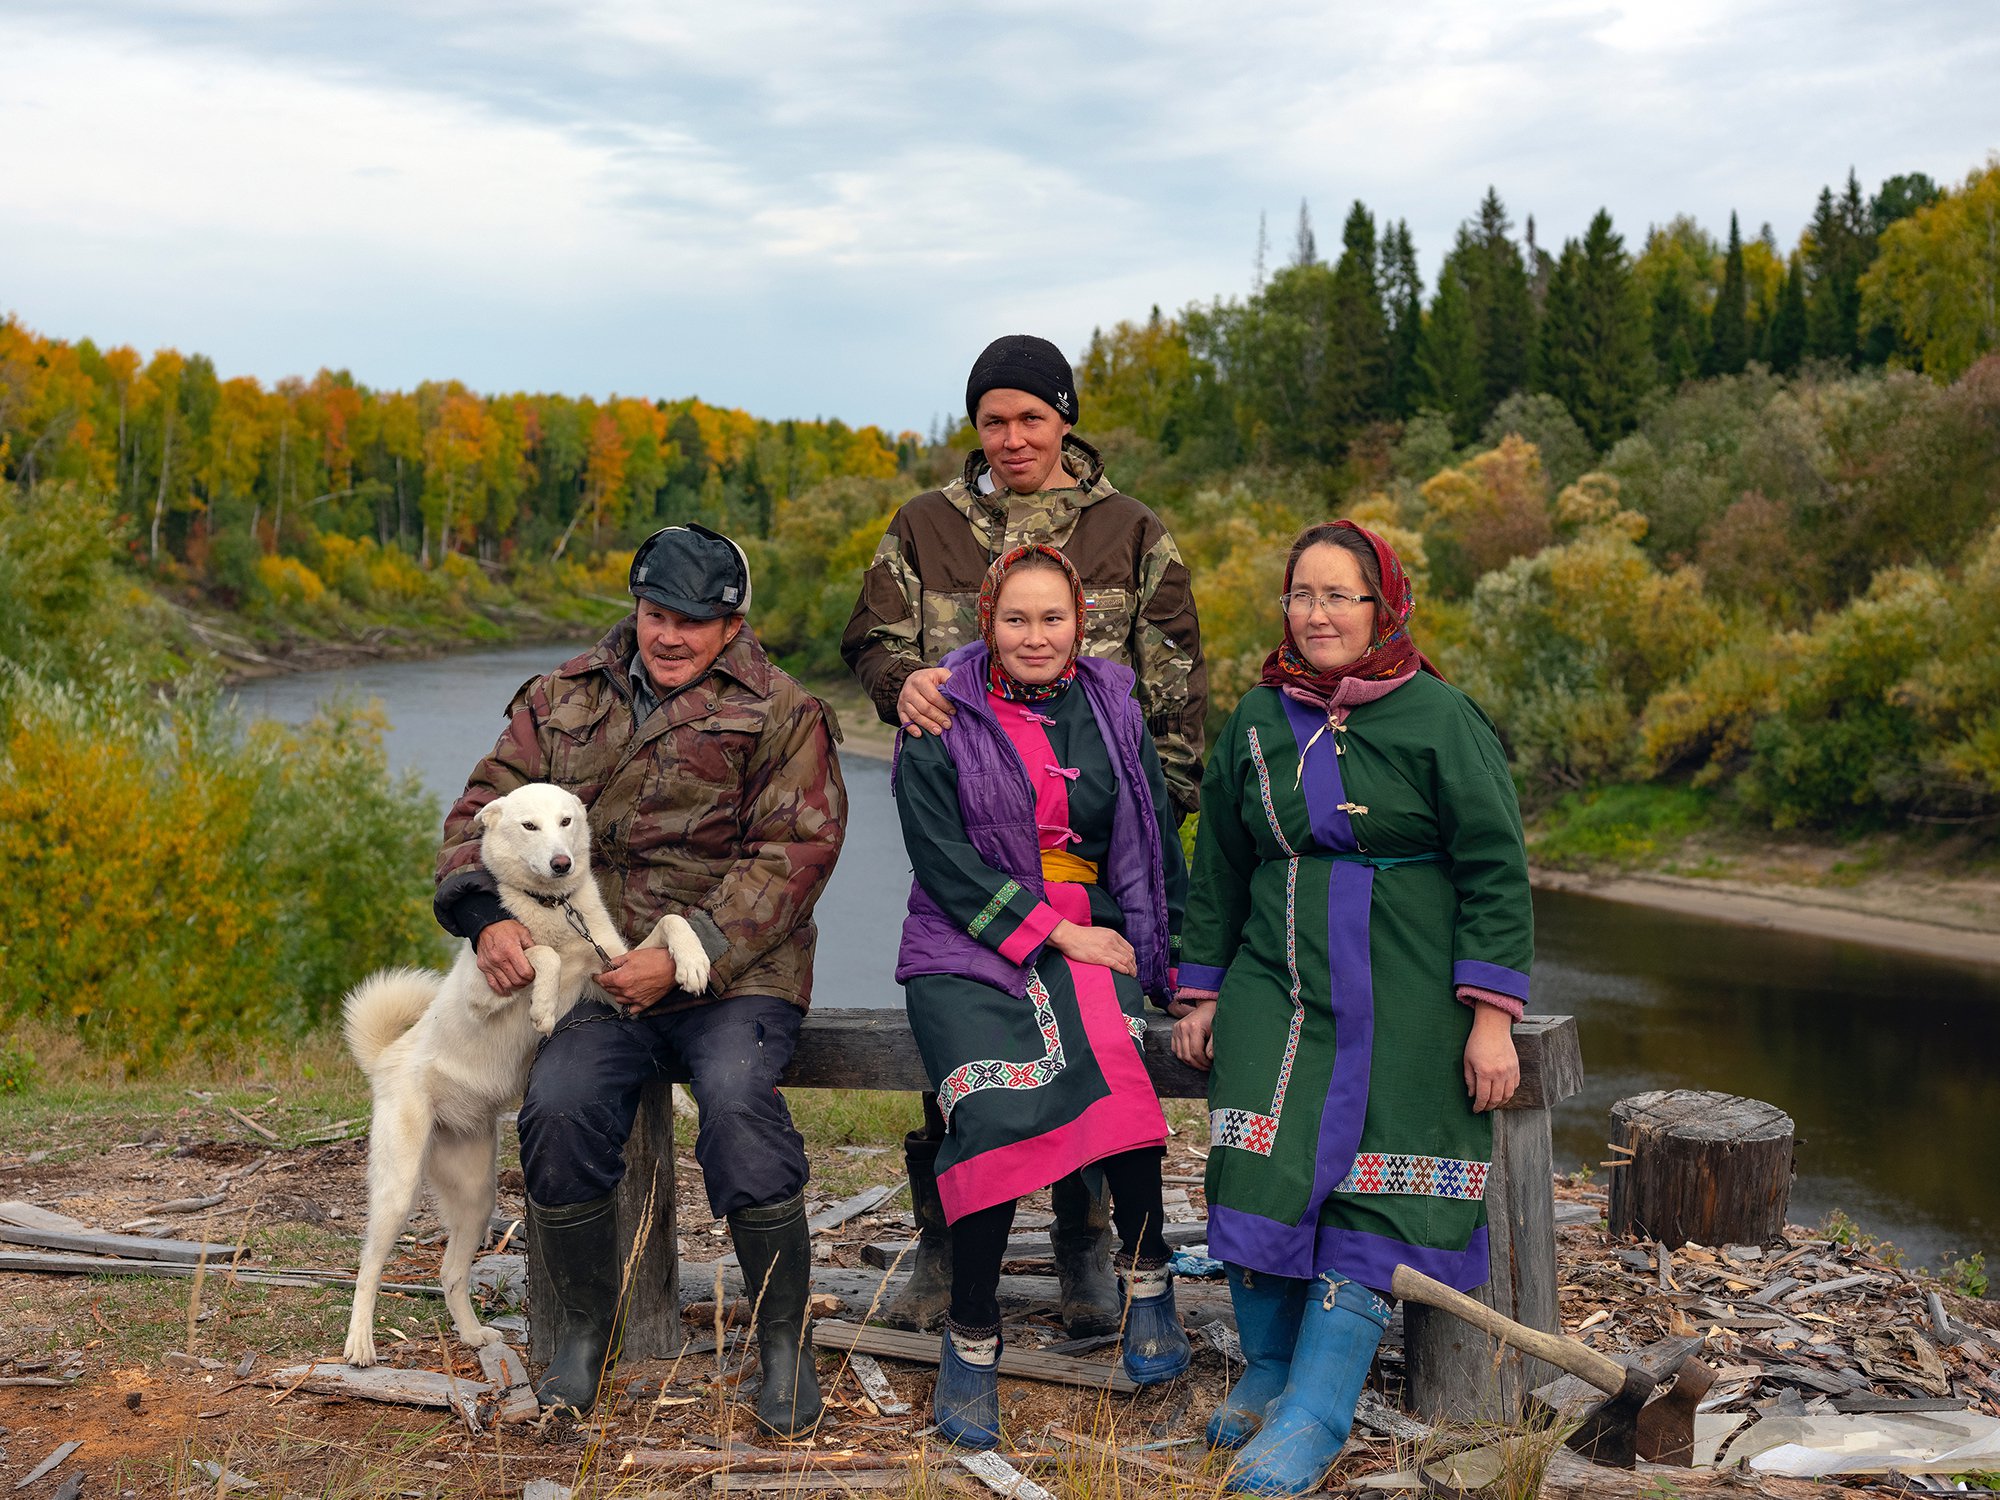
top-left (435, 618), bottom-right (846, 1013)
top-left (838, 435), bottom-right (1207, 816)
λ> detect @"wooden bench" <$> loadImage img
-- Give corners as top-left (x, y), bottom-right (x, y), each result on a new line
top-left (528, 1009), bottom-right (1583, 1421)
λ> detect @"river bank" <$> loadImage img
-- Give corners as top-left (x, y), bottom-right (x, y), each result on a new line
top-left (1531, 865), bottom-right (2000, 969)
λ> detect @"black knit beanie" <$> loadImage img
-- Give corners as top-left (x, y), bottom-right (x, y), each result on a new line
top-left (965, 335), bottom-right (1078, 426)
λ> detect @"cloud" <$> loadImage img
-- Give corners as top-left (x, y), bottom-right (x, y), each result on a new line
top-left (1, 0), bottom-right (1995, 426)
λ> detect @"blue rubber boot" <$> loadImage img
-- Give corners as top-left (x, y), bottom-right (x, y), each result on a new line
top-left (933, 1326), bottom-right (1001, 1449)
top-left (1224, 1275), bottom-right (1391, 1495)
top-left (1207, 1265), bottom-right (1309, 1449)
top-left (1119, 1266), bottom-right (1192, 1385)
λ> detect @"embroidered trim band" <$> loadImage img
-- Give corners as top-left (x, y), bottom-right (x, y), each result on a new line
top-left (1210, 726), bottom-right (1305, 1159)
top-left (967, 879), bottom-right (1022, 940)
top-left (937, 971), bottom-right (1067, 1120)
top-left (1335, 1152), bottom-right (1490, 1201)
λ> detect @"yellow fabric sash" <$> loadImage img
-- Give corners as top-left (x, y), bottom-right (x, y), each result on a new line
top-left (1039, 848), bottom-right (1100, 885)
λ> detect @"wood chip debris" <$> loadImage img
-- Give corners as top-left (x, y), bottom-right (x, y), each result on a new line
top-left (1542, 1175), bottom-right (2000, 1458)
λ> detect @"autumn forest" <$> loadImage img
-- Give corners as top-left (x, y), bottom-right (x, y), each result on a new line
top-left (4, 158), bottom-right (1999, 1055)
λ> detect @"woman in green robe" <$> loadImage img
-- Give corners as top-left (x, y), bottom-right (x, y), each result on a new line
top-left (1171, 521), bottom-right (1532, 1495)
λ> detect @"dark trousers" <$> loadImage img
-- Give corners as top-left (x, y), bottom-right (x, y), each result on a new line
top-left (519, 995), bottom-right (807, 1219)
top-left (948, 1146), bottom-right (1171, 1334)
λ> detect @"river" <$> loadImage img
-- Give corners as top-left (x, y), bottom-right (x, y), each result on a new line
top-left (238, 642), bottom-right (1999, 1277)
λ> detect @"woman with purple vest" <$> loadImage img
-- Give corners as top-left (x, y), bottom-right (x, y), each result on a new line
top-left (892, 543), bottom-right (1191, 1447)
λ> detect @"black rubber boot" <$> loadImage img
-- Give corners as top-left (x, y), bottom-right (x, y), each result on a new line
top-left (729, 1192), bottom-right (824, 1439)
top-left (881, 1131), bottom-right (952, 1333)
top-left (1050, 1171), bottom-right (1122, 1338)
top-left (529, 1194), bottom-right (622, 1414)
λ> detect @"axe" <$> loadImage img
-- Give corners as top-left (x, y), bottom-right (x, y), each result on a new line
top-left (1391, 1264), bottom-right (1714, 1468)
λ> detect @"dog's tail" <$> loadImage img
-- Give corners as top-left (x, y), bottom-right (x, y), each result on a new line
top-left (342, 968), bottom-right (441, 1074)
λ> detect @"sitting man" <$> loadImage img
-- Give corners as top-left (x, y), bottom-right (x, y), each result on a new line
top-left (435, 522), bottom-right (846, 1434)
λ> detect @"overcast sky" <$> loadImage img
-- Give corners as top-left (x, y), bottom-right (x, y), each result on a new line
top-left (3, 1), bottom-right (1994, 433)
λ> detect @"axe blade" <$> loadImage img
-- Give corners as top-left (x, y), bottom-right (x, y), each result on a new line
top-left (1634, 1353), bottom-right (1715, 1466)
top-left (1564, 1367), bottom-right (1654, 1470)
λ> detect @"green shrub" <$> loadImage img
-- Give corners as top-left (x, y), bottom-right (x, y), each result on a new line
top-left (0, 668), bottom-right (444, 1065)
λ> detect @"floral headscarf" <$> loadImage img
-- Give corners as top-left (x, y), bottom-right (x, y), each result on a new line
top-left (1258, 519), bottom-right (1443, 712)
top-left (979, 543), bottom-right (1086, 704)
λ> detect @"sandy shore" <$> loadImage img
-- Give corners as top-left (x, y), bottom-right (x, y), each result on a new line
top-left (1532, 865), bottom-right (2000, 968)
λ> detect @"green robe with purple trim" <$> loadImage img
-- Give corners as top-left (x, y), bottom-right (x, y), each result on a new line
top-left (1179, 674), bottom-right (1532, 1292)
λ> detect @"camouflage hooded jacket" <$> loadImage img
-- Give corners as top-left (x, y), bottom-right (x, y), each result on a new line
top-left (839, 435), bottom-right (1207, 816)
top-left (435, 617), bottom-right (846, 1013)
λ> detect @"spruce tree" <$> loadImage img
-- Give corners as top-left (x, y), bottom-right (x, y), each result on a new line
top-left (1709, 212), bottom-right (1751, 375)
top-left (1419, 254), bottom-right (1482, 441)
top-left (1379, 220), bottom-right (1426, 417)
top-left (1327, 201), bottom-right (1390, 428)
top-left (1650, 263), bottom-right (1701, 387)
top-left (1804, 171), bottom-right (1878, 364)
top-left (1537, 209), bottom-right (1653, 449)
top-left (1465, 189), bottom-right (1536, 423)
top-left (1767, 253), bottom-right (1808, 373)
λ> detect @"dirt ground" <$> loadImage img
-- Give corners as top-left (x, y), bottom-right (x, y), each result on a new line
top-left (1, 1090), bottom-right (1970, 1499)
top-left (0, 1098), bottom-right (1273, 1498)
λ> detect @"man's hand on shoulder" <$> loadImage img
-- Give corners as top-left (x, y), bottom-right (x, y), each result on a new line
top-left (598, 947), bottom-right (680, 1017)
top-left (896, 666), bottom-right (955, 737)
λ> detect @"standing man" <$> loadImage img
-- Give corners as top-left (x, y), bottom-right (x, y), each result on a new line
top-left (841, 335), bottom-right (1206, 1336)
top-left (436, 524), bottom-right (846, 1435)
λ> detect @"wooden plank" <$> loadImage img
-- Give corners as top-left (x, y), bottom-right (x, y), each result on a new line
top-left (0, 1250), bottom-right (327, 1287)
top-left (811, 1318), bottom-right (1137, 1395)
top-left (0, 1201), bottom-right (95, 1234)
top-left (255, 1362), bottom-right (494, 1408)
top-left (639, 1009), bottom-right (1568, 1110)
top-left (713, 1473), bottom-right (915, 1493)
top-left (621, 1450), bottom-right (938, 1474)
top-left (0, 1223), bottom-right (239, 1264)
top-left (477, 1343), bottom-right (539, 1424)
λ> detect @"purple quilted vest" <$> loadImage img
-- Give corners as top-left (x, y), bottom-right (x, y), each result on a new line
top-left (892, 643), bottom-right (1170, 999)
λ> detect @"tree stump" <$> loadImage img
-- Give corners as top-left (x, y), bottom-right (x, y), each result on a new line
top-left (1607, 1090), bottom-right (1793, 1249)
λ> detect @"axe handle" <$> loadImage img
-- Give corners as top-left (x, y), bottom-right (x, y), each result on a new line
top-left (1391, 1264), bottom-right (1630, 1396)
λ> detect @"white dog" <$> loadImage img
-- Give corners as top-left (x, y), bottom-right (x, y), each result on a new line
top-left (340, 781), bottom-right (711, 1369)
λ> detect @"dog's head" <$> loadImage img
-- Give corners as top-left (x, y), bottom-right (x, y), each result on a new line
top-left (475, 783), bottom-right (594, 893)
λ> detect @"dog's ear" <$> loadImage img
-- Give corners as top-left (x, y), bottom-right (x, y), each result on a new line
top-left (474, 798), bottom-right (502, 832)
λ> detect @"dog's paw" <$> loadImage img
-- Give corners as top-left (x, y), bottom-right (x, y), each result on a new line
top-left (344, 1329), bottom-right (378, 1369)
top-left (460, 1323), bottom-right (506, 1351)
top-left (529, 997), bottom-right (561, 1036)
top-left (660, 914), bottom-right (711, 993)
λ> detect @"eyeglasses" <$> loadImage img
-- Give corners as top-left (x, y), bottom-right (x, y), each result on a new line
top-left (1280, 590), bottom-right (1377, 618)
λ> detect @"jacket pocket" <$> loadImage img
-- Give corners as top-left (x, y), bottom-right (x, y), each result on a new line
top-left (542, 691), bottom-right (619, 789)
top-left (1081, 587), bottom-right (1135, 662)
top-left (921, 588), bottom-right (979, 660)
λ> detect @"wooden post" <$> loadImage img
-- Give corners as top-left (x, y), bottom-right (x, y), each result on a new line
top-left (526, 1085), bottom-right (681, 1367)
top-left (1405, 1015), bottom-right (1583, 1423)
top-left (1607, 1090), bottom-right (1794, 1250)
